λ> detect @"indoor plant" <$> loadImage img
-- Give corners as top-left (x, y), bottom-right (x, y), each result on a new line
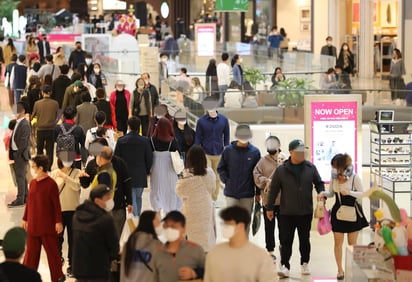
top-left (274, 77), bottom-right (314, 107)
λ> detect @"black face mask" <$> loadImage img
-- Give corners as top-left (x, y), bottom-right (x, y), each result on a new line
top-left (267, 149), bottom-right (280, 155)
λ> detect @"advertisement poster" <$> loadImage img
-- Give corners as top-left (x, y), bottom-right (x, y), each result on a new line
top-left (215, 0), bottom-right (249, 11)
top-left (196, 25), bottom-right (216, 56)
top-left (311, 101), bottom-right (358, 182)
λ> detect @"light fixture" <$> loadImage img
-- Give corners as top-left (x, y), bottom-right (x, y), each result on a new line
top-left (160, 1), bottom-right (170, 19)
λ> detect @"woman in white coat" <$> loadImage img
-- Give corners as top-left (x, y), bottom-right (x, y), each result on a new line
top-left (176, 145), bottom-right (216, 252)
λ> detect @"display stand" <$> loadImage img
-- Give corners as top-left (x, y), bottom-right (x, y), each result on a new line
top-left (369, 120), bottom-right (412, 227)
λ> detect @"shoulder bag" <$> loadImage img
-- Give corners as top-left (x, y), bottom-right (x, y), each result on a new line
top-left (335, 175), bottom-right (361, 222)
top-left (169, 140), bottom-right (184, 174)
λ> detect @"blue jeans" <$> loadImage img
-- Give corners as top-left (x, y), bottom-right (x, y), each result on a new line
top-left (131, 187), bottom-right (144, 216)
top-left (14, 89), bottom-right (24, 104)
top-left (218, 85), bottom-right (228, 107)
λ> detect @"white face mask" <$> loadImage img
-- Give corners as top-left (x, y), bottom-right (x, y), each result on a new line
top-left (343, 46), bottom-right (348, 51)
top-left (208, 110), bottom-right (217, 118)
top-left (62, 161), bottom-right (73, 167)
top-left (155, 225), bottom-right (163, 236)
top-left (116, 86), bottom-right (124, 92)
top-left (85, 58), bottom-right (92, 65)
top-left (327, 41), bottom-right (332, 46)
top-left (104, 198), bottom-right (115, 212)
top-left (156, 115), bottom-right (163, 119)
top-left (178, 120), bottom-right (186, 126)
top-left (221, 224), bottom-right (236, 239)
top-left (237, 139), bottom-right (249, 144)
top-left (164, 227), bottom-right (180, 242)
top-left (161, 57), bottom-right (168, 63)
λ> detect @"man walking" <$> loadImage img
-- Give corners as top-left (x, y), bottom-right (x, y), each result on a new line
top-left (216, 52), bottom-right (231, 107)
top-left (51, 64), bottom-right (71, 112)
top-left (266, 139), bottom-right (325, 278)
top-left (195, 98), bottom-right (230, 201)
top-left (141, 72), bottom-right (160, 113)
top-left (10, 55), bottom-right (27, 104)
top-left (8, 102), bottom-right (31, 207)
top-left (32, 85), bottom-right (59, 170)
top-left (217, 124), bottom-right (260, 233)
top-left (115, 116), bottom-right (153, 216)
top-left (38, 54), bottom-right (60, 81)
top-left (37, 34), bottom-right (51, 64)
top-left (68, 41), bottom-right (86, 70)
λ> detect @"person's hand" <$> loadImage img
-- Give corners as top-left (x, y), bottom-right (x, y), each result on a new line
top-left (178, 267), bottom-right (196, 280)
top-left (317, 193), bottom-right (325, 202)
top-left (266, 210), bottom-right (274, 221)
top-left (255, 195), bottom-right (261, 203)
top-left (127, 205), bottom-right (133, 214)
top-left (340, 189), bottom-right (350, 196)
top-left (56, 223), bottom-right (63, 234)
top-left (57, 170), bottom-right (67, 179)
top-left (22, 220), bottom-right (28, 231)
top-left (78, 171), bottom-right (90, 178)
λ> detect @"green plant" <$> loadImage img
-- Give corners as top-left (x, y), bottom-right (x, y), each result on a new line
top-left (0, 0), bottom-right (20, 22)
top-left (243, 67), bottom-right (265, 88)
top-left (274, 77), bottom-right (314, 107)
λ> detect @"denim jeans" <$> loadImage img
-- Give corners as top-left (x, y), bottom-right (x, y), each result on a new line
top-left (14, 89), bottom-right (24, 104)
top-left (131, 187), bottom-right (144, 216)
top-left (218, 84), bottom-right (228, 107)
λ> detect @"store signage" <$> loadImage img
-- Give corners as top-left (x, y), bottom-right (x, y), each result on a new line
top-left (215, 0), bottom-right (249, 11)
top-left (311, 101), bottom-right (358, 182)
top-left (195, 24), bottom-right (216, 56)
top-left (103, 0), bottom-right (127, 10)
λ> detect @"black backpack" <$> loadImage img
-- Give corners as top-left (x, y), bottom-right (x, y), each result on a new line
top-left (56, 124), bottom-right (77, 153)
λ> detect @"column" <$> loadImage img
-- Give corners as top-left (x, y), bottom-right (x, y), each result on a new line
top-left (358, 0), bottom-right (374, 79)
top-left (402, 0), bottom-right (412, 75)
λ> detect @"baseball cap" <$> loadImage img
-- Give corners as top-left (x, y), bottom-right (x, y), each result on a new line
top-left (2, 227), bottom-right (27, 255)
top-left (73, 80), bottom-right (83, 87)
top-left (288, 139), bottom-right (306, 152)
top-left (90, 184), bottom-right (112, 200)
top-left (162, 210), bottom-right (186, 226)
top-left (235, 124), bottom-right (252, 140)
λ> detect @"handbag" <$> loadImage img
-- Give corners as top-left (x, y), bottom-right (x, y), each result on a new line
top-left (317, 206), bottom-right (332, 235)
top-left (171, 150), bottom-right (184, 174)
top-left (314, 200), bottom-right (325, 218)
top-left (335, 175), bottom-right (359, 222)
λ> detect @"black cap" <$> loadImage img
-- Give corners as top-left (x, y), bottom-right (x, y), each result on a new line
top-left (162, 210), bottom-right (186, 226)
top-left (90, 184), bottom-right (112, 200)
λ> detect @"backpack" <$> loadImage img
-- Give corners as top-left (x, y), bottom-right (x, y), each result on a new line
top-left (56, 124), bottom-right (77, 153)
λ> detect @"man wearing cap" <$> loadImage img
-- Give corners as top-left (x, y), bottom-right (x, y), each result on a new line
top-left (195, 97), bottom-right (230, 201)
top-left (217, 124), bottom-right (261, 233)
top-left (152, 211), bottom-right (205, 282)
top-left (0, 227), bottom-right (42, 281)
top-left (32, 84), bottom-right (59, 171)
top-left (8, 101), bottom-right (31, 207)
top-left (62, 80), bottom-right (85, 112)
top-left (115, 116), bottom-right (153, 216)
top-left (266, 139), bottom-right (325, 278)
top-left (38, 54), bottom-right (60, 81)
top-left (72, 184), bottom-right (119, 281)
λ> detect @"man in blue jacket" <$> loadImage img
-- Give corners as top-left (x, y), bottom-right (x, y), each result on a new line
top-left (195, 98), bottom-right (230, 201)
top-left (266, 139), bottom-right (325, 278)
top-left (217, 124), bottom-right (260, 233)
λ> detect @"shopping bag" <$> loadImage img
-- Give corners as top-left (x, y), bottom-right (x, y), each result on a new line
top-left (171, 150), bottom-right (184, 174)
top-left (317, 207), bottom-right (332, 235)
top-left (252, 201), bottom-right (262, 236)
top-left (119, 213), bottom-right (138, 249)
top-left (314, 201), bottom-right (325, 218)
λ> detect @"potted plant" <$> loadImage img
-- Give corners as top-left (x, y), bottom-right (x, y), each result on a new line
top-left (274, 77), bottom-right (314, 123)
top-left (243, 67), bottom-right (265, 89)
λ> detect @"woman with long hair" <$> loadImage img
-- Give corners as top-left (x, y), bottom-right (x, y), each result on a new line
top-left (173, 109), bottom-right (195, 161)
top-left (3, 38), bottom-right (17, 66)
top-left (176, 145), bottom-right (216, 252)
top-left (336, 43), bottom-right (355, 75)
top-left (120, 211), bottom-right (162, 282)
top-left (150, 117), bottom-right (182, 212)
top-left (147, 104), bottom-right (173, 137)
top-left (88, 63), bottom-right (108, 91)
top-left (321, 153), bottom-right (368, 280)
top-left (205, 58), bottom-right (218, 98)
top-left (26, 75), bottom-right (42, 115)
top-left (231, 54), bottom-right (243, 86)
top-left (53, 47), bottom-right (67, 66)
top-left (26, 37), bottom-right (39, 61)
top-left (389, 48), bottom-right (406, 101)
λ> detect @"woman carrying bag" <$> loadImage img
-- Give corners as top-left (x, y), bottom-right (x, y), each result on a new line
top-left (321, 153), bottom-right (368, 280)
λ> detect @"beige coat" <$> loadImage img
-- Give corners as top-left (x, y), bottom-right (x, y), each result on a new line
top-left (75, 102), bottom-right (98, 134)
top-left (3, 45), bottom-right (17, 66)
top-left (253, 154), bottom-right (280, 206)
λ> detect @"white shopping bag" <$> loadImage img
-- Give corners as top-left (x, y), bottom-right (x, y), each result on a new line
top-left (119, 212), bottom-right (139, 249)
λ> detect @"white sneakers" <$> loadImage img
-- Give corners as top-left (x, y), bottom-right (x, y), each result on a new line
top-left (301, 263), bottom-right (311, 275)
top-left (278, 263), bottom-right (311, 278)
top-left (278, 265), bottom-right (290, 278)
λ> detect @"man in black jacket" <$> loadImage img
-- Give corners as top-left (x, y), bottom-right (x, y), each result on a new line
top-left (141, 72), bottom-right (159, 113)
top-left (68, 41), bottom-right (86, 70)
top-left (72, 184), bottom-right (119, 281)
top-left (37, 34), bottom-right (51, 64)
top-left (114, 116), bottom-right (153, 216)
top-left (266, 139), bottom-right (325, 278)
top-left (51, 64), bottom-right (71, 111)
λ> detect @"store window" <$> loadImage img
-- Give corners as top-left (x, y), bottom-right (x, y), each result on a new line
top-left (255, 0), bottom-right (271, 42)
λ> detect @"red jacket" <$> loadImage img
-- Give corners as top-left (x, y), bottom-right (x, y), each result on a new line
top-left (109, 89), bottom-right (131, 130)
top-left (23, 176), bottom-right (62, 236)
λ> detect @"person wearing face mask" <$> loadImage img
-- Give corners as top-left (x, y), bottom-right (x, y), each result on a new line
top-left (141, 72), bottom-right (159, 113)
top-left (321, 36), bottom-right (338, 61)
top-left (130, 77), bottom-right (152, 136)
top-left (217, 124), bottom-right (261, 234)
top-left (321, 154), bottom-right (368, 280)
top-left (68, 41), bottom-right (86, 70)
top-left (121, 211), bottom-right (163, 282)
top-left (159, 52), bottom-right (169, 93)
top-left (231, 54), bottom-right (243, 86)
top-left (88, 63), bottom-right (107, 92)
top-left (72, 184), bottom-right (119, 281)
top-left (90, 146), bottom-right (117, 192)
top-left (22, 155), bottom-right (65, 282)
top-left (320, 67), bottom-right (338, 93)
top-left (195, 97), bottom-right (229, 201)
top-left (109, 80), bottom-right (131, 136)
top-left (173, 109), bottom-right (195, 161)
top-left (204, 206), bottom-right (276, 282)
top-left (152, 211), bottom-right (205, 282)
top-left (147, 104), bottom-right (174, 137)
top-left (253, 135), bottom-right (282, 262)
top-left (337, 43), bottom-right (355, 75)
top-left (266, 139), bottom-right (325, 278)
top-left (51, 158), bottom-right (81, 278)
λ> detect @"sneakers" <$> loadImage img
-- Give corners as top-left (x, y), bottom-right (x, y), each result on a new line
top-left (7, 200), bottom-right (25, 208)
top-left (278, 265), bottom-right (290, 278)
top-left (301, 263), bottom-right (311, 275)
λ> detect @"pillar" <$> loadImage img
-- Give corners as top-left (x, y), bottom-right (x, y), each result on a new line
top-left (402, 0), bottom-right (411, 75)
top-left (358, 0), bottom-right (374, 79)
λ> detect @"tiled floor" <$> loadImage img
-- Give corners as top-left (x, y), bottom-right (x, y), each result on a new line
top-left (0, 82), bottom-right (378, 282)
